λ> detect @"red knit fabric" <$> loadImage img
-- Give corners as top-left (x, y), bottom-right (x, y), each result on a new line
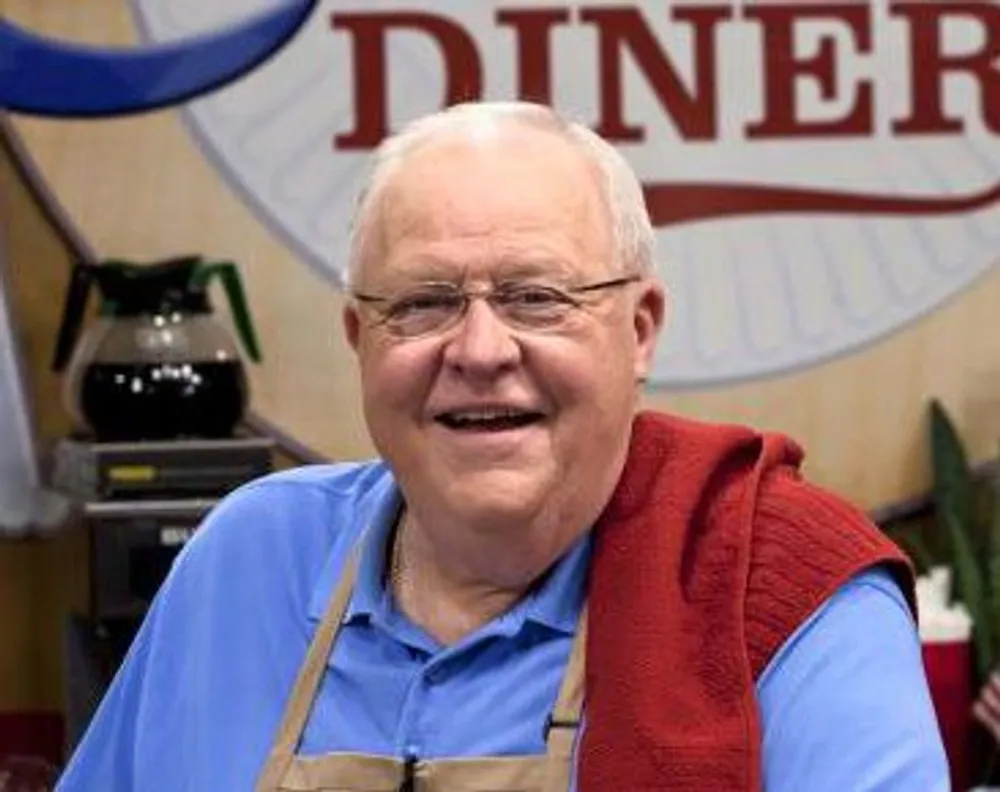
top-left (579, 411), bottom-right (914, 791)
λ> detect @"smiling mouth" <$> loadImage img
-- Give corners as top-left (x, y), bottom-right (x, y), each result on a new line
top-left (435, 409), bottom-right (545, 432)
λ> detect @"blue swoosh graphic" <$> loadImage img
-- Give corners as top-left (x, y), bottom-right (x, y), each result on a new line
top-left (0, 0), bottom-right (319, 116)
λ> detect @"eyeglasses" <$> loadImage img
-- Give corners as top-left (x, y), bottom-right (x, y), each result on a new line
top-left (352, 274), bottom-right (641, 339)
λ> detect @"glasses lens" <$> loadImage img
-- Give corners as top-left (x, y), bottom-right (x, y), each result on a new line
top-left (492, 284), bottom-right (577, 329)
top-left (384, 285), bottom-right (464, 337)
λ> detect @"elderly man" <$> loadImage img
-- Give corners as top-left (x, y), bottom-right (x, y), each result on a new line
top-left (56, 102), bottom-right (947, 791)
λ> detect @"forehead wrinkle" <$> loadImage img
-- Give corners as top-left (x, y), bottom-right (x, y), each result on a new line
top-left (486, 256), bottom-right (580, 281)
top-left (366, 255), bottom-right (579, 292)
top-left (390, 245), bottom-right (587, 284)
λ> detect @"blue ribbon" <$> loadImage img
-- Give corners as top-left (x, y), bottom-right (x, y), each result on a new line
top-left (0, 1), bottom-right (318, 116)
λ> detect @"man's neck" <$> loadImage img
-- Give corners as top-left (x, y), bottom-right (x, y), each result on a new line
top-left (387, 510), bottom-right (573, 646)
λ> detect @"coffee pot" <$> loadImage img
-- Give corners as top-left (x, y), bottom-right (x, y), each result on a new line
top-left (51, 256), bottom-right (262, 441)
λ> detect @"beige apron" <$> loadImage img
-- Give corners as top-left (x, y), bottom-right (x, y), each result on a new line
top-left (255, 548), bottom-right (587, 792)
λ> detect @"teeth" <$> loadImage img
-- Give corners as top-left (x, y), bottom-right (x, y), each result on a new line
top-left (450, 408), bottom-right (524, 421)
top-left (437, 408), bottom-right (541, 430)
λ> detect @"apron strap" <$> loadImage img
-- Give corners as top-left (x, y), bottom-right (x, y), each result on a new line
top-left (542, 603), bottom-right (587, 792)
top-left (255, 547), bottom-right (360, 791)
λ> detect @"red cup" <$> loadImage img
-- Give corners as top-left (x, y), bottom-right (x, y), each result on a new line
top-left (923, 639), bottom-right (973, 791)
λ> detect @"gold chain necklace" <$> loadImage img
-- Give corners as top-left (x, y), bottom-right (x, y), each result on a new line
top-left (387, 510), bottom-right (405, 593)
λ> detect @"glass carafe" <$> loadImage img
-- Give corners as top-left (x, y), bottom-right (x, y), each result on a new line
top-left (51, 256), bottom-right (262, 441)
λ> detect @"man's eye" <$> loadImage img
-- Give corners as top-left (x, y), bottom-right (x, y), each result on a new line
top-left (388, 293), bottom-right (460, 316)
top-left (501, 287), bottom-right (567, 307)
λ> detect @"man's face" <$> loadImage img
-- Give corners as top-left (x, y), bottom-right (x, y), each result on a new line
top-left (345, 126), bottom-right (664, 536)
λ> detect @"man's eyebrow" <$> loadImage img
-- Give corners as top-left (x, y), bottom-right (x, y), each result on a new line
top-left (491, 257), bottom-right (577, 280)
top-left (381, 257), bottom-right (463, 283)
top-left (384, 255), bottom-right (579, 284)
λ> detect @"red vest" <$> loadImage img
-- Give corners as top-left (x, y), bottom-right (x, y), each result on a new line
top-left (580, 411), bottom-right (915, 791)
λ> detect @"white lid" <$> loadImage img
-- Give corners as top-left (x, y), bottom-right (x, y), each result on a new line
top-left (916, 566), bottom-right (973, 643)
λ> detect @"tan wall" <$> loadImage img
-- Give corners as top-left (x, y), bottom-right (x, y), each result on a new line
top-left (0, 128), bottom-right (88, 711)
top-left (0, 130), bottom-right (307, 709)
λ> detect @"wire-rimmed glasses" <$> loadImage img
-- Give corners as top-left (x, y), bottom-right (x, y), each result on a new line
top-left (352, 274), bottom-right (641, 339)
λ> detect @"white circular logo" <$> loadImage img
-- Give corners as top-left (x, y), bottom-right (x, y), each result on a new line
top-left (132, 0), bottom-right (1000, 386)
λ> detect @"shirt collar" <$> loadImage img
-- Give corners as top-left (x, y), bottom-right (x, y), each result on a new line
top-left (344, 491), bottom-right (402, 624)
top-left (518, 530), bottom-right (591, 635)
top-left (306, 472), bottom-right (400, 623)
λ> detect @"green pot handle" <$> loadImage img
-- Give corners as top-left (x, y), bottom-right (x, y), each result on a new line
top-left (191, 261), bottom-right (262, 363)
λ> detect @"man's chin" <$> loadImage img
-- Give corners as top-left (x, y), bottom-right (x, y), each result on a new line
top-left (436, 468), bottom-right (548, 523)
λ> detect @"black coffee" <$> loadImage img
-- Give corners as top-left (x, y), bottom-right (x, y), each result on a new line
top-left (79, 361), bottom-right (248, 441)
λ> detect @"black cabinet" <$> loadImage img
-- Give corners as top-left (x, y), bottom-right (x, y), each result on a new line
top-left (54, 435), bottom-right (274, 753)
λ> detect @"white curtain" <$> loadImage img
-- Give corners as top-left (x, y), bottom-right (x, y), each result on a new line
top-left (0, 256), bottom-right (67, 535)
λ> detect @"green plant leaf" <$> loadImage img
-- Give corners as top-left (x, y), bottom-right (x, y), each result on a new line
top-left (990, 465), bottom-right (1000, 654)
top-left (928, 398), bottom-right (981, 629)
top-left (942, 502), bottom-right (994, 679)
top-left (929, 399), bottom-right (974, 530)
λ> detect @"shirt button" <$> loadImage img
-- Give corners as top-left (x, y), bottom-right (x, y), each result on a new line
top-left (425, 666), bottom-right (445, 685)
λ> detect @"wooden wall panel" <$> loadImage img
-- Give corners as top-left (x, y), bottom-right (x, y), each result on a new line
top-left (0, 125), bottom-right (88, 712)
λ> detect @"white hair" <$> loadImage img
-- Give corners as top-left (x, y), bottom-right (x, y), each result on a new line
top-left (344, 101), bottom-right (656, 289)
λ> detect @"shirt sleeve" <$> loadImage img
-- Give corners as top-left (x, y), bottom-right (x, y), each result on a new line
top-left (757, 566), bottom-right (950, 792)
top-left (53, 471), bottom-right (358, 792)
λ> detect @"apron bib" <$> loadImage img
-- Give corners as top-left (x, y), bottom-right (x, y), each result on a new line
top-left (256, 546), bottom-right (586, 792)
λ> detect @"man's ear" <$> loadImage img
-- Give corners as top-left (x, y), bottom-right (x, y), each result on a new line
top-left (343, 303), bottom-right (361, 351)
top-left (632, 279), bottom-right (666, 382)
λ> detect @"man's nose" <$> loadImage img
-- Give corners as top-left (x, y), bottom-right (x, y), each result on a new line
top-left (442, 298), bottom-right (521, 377)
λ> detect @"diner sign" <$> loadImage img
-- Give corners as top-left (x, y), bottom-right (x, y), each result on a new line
top-left (131, 0), bottom-right (1000, 386)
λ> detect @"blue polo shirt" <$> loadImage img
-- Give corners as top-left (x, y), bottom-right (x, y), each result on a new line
top-left (56, 463), bottom-right (948, 791)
